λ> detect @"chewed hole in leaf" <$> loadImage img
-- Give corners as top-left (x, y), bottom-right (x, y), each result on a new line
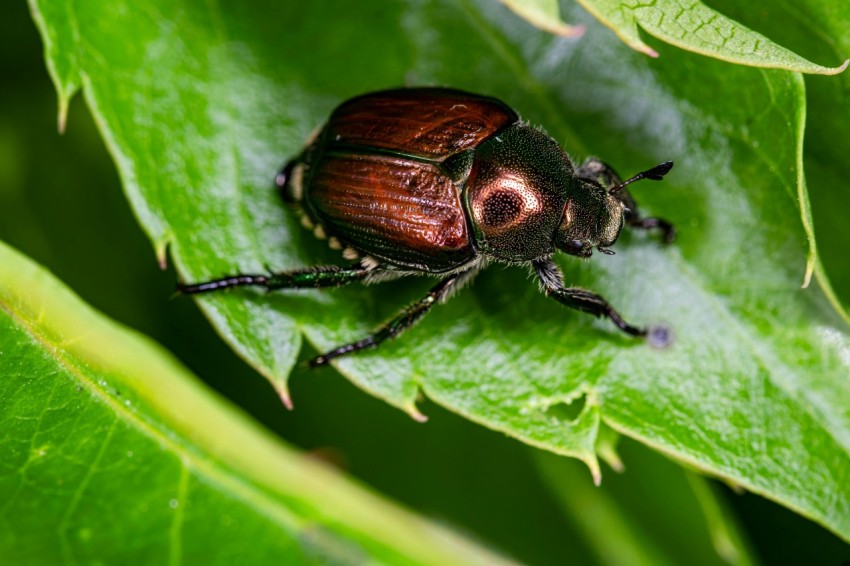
top-left (542, 393), bottom-right (587, 424)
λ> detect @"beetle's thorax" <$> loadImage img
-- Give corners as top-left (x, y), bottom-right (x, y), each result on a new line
top-left (462, 124), bottom-right (577, 262)
top-left (555, 182), bottom-right (625, 257)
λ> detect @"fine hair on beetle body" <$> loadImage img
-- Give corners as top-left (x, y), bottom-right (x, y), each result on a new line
top-left (179, 87), bottom-right (676, 366)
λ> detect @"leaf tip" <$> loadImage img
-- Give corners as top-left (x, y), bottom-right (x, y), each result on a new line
top-left (586, 455), bottom-right (602, 486)
top-left (273, 378), bottom-right (293, 410)
top-left (802, 254), bottom-right (814, 289)
top-left (641, 45), bottom-right (659, 58)
top-left (614, 27), bottom-right (658, 57)
top-left (554, 23), bottom-right (586, 39)
top-left (155, 238), bottom-right (170, 270)
top-left (280, 388), bottom-right (294, 411)
top-left (406, 403), bottom-right (428, 423)
top-left (597, 443), bottom-right (624, 473)
top-left (806, 58), bottom-right (850, 75)
top-left (500, 0), bottom-right (585, 38)
top-left (621, 35), bottom-right (658, 57)
top-left (823, 58), bottom-right (849, 76)
top-left (57, 95), bottom-right (69, 134)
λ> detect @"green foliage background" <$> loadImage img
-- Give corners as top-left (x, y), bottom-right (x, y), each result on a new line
top-left (2, 0), bottom-right (850, 563)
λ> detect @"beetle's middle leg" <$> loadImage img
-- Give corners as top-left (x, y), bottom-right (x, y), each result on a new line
top-left (309, 271), bottom-right (470, 367)
top-left (533, 258), bottom-right (645, 337)
top-left (177, 262), bottom-right (374, 294)
top-left (577, 157), bottom-right (675, 243)
top-left (576, 157), bottom-right (621, 189)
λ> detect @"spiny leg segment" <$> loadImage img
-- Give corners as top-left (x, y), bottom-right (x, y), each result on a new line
top-left (533, 257), bottom-right (645, 337)
top-left (178, 262), bottom-right (470, 366)
top-left (309, 273), bottom-right (462, 367)
top-left (177, 263), bottom-right (372, 294)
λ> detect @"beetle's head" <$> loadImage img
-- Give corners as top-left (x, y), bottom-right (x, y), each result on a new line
top-left (555, 182), bottom-right (624, 258)
top-left (556, 160), bottom-right (674, 258)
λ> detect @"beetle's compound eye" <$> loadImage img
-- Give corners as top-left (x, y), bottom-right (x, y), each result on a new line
top-left (564, 239), bottom-right (592, 257)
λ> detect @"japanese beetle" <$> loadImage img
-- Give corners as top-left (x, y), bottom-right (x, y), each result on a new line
top-left (179, 88), bottom-right (675, 366)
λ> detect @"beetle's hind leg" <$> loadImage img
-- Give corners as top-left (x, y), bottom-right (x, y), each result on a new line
top-left (577, 157), bottom-right (676, 243)
top-left (177, 262), bottom-right (374, 294)
top-left (533, 258), bottom-right (646, 337)
top-left (310, 271), bottom-right (467, 367)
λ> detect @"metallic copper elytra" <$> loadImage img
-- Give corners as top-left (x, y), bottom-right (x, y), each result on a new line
top-left (307, 152), bottom-right (473, 271)
top-left (326, 88), bottom-right (518, 160)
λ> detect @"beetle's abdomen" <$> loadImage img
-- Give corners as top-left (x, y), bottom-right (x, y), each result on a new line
top-left (305, 152), bottom-right (475, 272)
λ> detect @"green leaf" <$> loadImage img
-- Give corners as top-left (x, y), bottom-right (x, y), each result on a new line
top-left (699, 0), bottom-right (850, 319)
top-left (500, 0), bottom-right (585, 37)
top-left (508, 0), bottom-right (848, 73)
top-left (684, 473), bottom-right (756, 565)
top-left (536, 438), bottom-right (758, 565)
top-left (30, 0), bottom-right (850, 544)
top-left (0, 238), bottom-right (507, 564)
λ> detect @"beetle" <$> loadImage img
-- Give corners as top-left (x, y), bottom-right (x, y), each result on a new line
top-left (178, 87), bottom-right (675, 366)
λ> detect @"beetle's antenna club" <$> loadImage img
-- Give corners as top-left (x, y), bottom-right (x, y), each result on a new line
top-left (610, 161), bottom-right (674, 194)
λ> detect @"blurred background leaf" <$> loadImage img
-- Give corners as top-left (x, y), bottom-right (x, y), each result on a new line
top-left (535, 439), bottom-right (757, 566)
top-left (3, 0), bottom-right (850, 563)
top-left (0, 239), bottom-right (508, 565)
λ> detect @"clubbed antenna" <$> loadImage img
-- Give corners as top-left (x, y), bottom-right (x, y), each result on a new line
top-left (610, 161), bottom-right (674, 194)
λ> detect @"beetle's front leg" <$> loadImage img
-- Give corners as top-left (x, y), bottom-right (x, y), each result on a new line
top-left (577, 157), bottom-right (676, 243)
top-left (617, 183), bottom-right (676, 243)
top-left (533, 258), bottom-right (646, 337)
top-left (177, 262), bottom-right (375, 294)
top-left (625, 214), bottom-right (676, 243)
